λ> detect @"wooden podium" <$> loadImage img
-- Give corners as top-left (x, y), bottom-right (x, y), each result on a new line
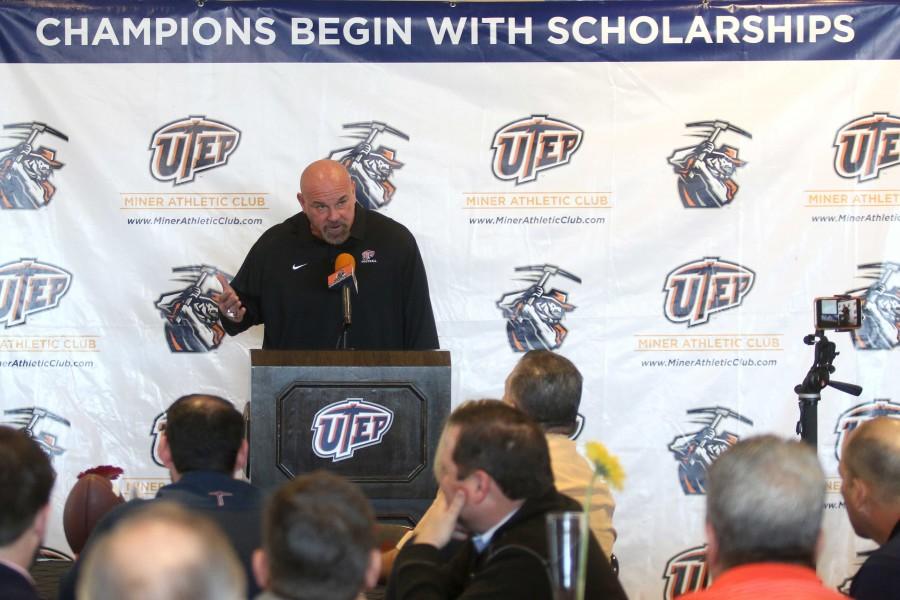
top-left (248, 349), bottom-right (450, 524)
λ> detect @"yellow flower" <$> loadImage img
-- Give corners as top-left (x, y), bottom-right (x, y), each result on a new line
top-left (585, 441), bottom-right (626, 490)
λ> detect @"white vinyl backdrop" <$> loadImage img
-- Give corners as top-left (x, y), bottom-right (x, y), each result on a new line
top-left (1, 3), bottom-right (899, 598)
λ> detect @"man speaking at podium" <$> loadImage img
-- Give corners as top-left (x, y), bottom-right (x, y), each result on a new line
top-left (215, 159), bottom-right (438, 350)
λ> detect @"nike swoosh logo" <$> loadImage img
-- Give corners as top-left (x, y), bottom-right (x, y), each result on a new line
top-left (292, 263), bottom-right (308, 270)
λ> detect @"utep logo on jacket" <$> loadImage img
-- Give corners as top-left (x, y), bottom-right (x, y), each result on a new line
top-left (833, 399), bottom-right (900, 462)
top-left (833, 112), bottom-right (900, 182)
top-left (149, 116), bottom-right (241, 185)
top-left (663, 257), bottom-right (755, 327)
top-left (491, 115), bottom-right (583, 184)
top-left (311, 399), bottom-right (393, 462)
top-left (0, 258), bottom-right (72, 328)
top-left (662, 545), bottom-right (710, 600)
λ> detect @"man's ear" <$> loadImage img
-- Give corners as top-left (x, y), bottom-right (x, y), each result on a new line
top-left (252, 548), bottom-right (270, 590)
top-left (33, 504), bottom-right (51, 539)
top-left (235, 439), bottom-right (249, 473)
top-left (364, 548), bottom-right (381, 591)
top-left (297, 192), bottom-right (305, 209)
top-left (704, 522), bottom-right (722, 578)
top-left (466, 470), bottom-right (492, 505)
top-left (157, 432), bottom-right (174, 470)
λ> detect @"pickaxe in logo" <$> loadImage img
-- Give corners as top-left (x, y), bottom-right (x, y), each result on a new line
top-left (3, 407), bottom-right (71, 456)
top-left (341, 121), bottom-right (409, 165)
top-left (684, 119), bottom-right (752, 146)
top-left (513, 264), bottom-right (582, 305)
top-left (684, 406), bottom-right (753, 446)
top-left (166, 265), bottom-right (220, 324)
top-left (0, 121), bottom-right (69, 180)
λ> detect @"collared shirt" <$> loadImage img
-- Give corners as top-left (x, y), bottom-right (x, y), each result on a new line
top-left (224, 206), bottom-right (438, 350)
top-left (470, 506), bottom-right (520, 553)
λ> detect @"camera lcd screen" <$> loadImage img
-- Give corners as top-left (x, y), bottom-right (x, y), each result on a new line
top-left (815, 297), bottom-right (862, 330)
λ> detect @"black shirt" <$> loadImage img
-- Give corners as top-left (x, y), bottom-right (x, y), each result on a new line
top-left (222, 206), bottom-right (439, 350)
top-left (850, 519), bottom-right (900, 600)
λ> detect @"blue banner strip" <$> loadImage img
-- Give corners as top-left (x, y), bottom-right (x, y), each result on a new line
top-left (1, 1), bottom-right (898, 64)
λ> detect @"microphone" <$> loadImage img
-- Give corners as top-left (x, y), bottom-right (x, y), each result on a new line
top-left (328, 253), bottom-right (356, 291)
top-left (328, 253), bottom-right (357, 331)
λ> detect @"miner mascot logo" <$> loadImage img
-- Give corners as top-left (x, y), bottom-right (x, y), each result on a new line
top-left (668, 120), bottom-right (752, 208)
top-left (845, 262), bottom-right (900, 350)
top-left (833, 112), bottom-right (900, 182)
top-left (155, 265), bottom-right (229, 353)
top-left (1, 407), bottom-right (71, 460)
top-left (0, 121), bottom-right (68, 210)
top-left (497, 264), bottom-right (581, 352)
top-left (668, 406), bottom-right (753, 495)
top-left (328, 121), bottom-right (408, 210)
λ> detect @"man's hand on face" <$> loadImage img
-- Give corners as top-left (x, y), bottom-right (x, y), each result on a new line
top-left (212, 273), bottom-right (246, 323)
top-left (413, 490), bottom-right (466, 550)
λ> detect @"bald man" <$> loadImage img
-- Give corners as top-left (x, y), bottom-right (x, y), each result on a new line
top-left (216, 159), bottom-right (438, 350)
top-left (78, 502), bottom-right (245, 600)
top-left (839, 417), bottom-right (900, 600)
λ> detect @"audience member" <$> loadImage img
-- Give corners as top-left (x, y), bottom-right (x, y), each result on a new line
top-left (60, 393), bottom-right (263, 599)
top-left (253, 470), bottom-right (380, 600)
top-left (77, 501), bottom-right (245, 600)
top-left (680, 435), bottom-right (844, 600)
top-left (385, 399), bottom-right (625, 600)
top-left (839, 416), bottom-right (900, 599)
top-left (504, 349), bottom-right (616, 556)
top-left (0, 427), bottom-right (55, 600)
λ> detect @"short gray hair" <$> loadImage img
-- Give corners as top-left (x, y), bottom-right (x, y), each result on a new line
top-left (706, 435), bottom-right (824, 569)
top-left (78, 502), bottom-right (245, 600)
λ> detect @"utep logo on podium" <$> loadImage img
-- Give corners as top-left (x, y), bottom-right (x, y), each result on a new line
top-left (311, 399), bottom-right (394, 462)
top-left (663, 257), bottom-right (755, 327)
top-left (149, 116), bottom-right (241, 185)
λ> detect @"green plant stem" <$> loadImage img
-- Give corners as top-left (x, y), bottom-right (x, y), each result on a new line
top-left (576, 471), bottom-right (595, 600)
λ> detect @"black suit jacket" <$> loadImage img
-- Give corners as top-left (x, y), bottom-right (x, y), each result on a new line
top-left (386, 489), bottom-right (627, 600)
top-left (0, 562), bottom-right (40, 600)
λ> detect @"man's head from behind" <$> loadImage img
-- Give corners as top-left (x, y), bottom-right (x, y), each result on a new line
top-left (255, 471), bottom-right (378, 600)
top-left (78, 502), bottom-right (245, 600)
top-left (159, 394), bottom-right (246, 477)
top-left (436, 400), bottom-right (553, 532)
top-left (504, 350), bottom-right (582, 435)
top-left (839, 417), bottom-right (900, 544)
top-left (0, 427), bottom-right (55, 557)
top-left (705, 435), bottom-right (824, 575)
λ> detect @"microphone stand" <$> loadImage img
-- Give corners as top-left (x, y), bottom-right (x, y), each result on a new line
top-left (337, 284), bottom-right (352, 350)
top-left (794, 330), bottom-right (862, 447)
